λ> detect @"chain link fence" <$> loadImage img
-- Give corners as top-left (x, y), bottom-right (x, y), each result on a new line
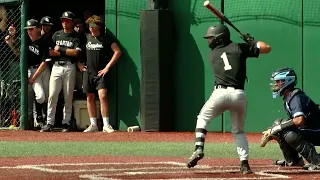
top-left (0, 2), bottom-right (21, 129)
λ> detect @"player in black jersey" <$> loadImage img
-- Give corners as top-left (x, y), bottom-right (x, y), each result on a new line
top-left (41, 11), bottom-right (82, 132)
top-left (186, 24), bottom-right (271, 174)
top-left (82, 15), bottom-right (121, 133)
top-left (40, 16), bottom-right (53, 43)
top-left (24, 19), bottom-right (51, 127)
top-left (29, 16), bottom-right (54, 126)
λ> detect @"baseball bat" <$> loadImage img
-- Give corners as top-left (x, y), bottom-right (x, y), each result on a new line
top-left (203, 0), bottom-right (245, 38)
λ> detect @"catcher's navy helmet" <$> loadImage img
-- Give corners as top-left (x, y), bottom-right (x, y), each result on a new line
top-left (270, 68), bottom-right (297, 98)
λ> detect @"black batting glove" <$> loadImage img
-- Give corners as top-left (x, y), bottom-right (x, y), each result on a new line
top-left (241, 33), bottom-right (255, 44)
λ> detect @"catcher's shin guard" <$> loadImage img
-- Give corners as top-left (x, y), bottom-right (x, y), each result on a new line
top-left (282, 130), bottom-right (320, 166)
top-left (297, 140), bottom-right (320, 166)
top-left (278, 131), bottom-right (303, 166)
top-left (186, 149), bottom-right (204, 168)
top-left (278, 140), bottom-right (302, 166)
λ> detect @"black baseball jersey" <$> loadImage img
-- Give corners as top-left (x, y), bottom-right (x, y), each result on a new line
top-left (41, 32), bottom-right (52, 44)
top-left (52, 30), bottom-right (81, 63)
top-left (209, 42), bottom-right (260, 89)
top-left (284, 89), bottom-right (320, 129)
top-left (85, 33), bottom-right (116, 75)
top-left (28, 37), bottom-right (50, 67)
top-left (78, 33), bottom-right (87, 63)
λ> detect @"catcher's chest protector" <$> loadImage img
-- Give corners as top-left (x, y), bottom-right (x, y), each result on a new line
top-left (283, 89), bottom-right (301, 117)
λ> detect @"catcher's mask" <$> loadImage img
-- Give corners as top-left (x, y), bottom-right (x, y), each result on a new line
top-left (203, 24), bottom-right (231, 49)
top-left (270, 68), bottom-right (297, 98)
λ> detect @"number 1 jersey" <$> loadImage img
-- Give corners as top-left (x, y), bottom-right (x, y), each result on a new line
top-left (208, 42), bottom-right (260, 89)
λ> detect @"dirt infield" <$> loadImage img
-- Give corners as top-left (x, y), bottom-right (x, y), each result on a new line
top-left (0, 130), bottom-right (318, 179)
top-left (0, 130), bottom-right (269, 143)
top-left (0, 156), bottom-right (319, 180)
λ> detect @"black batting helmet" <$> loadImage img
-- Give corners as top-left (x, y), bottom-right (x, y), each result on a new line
top-left (24, 19), bottom-right (40, 29)
top-left (40, 16), bottom-right (53, 25)
top-left (60, 11), bottom-right (75, 21)
top-left (203, 24), bottom-right (231, 49)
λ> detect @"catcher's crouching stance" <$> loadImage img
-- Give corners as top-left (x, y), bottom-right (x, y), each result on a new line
top-left (261, 68), bottom-right (320, 171)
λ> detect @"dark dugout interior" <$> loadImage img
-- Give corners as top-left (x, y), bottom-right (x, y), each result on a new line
top-left (29, 0), bottom-right (105, 33)
top-left (28, 0), bottom-right (105, 129)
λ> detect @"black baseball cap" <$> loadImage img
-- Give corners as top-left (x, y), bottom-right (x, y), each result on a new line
top-left (40, 16), bottom-right (54, 25)
top-left (24, 19), bottom-right (40, 29)
top-left (60, 11), bottom-right (75, 20)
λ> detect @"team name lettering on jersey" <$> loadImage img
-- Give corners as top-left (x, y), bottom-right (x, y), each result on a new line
top-left (86, 42), bottom-right (103, 50)
top-left (56, 40), bottom-right (73, 47)
top-left (29, 45), bottom-right (39, 55)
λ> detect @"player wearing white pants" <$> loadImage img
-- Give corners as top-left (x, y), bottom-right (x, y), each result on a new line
top-left (17, 19), bottom-right (52, 128)
top-left (28, 65), bottom-right (50, 125)
top-left (46, 62), bottom-right (76, 126)
top-left (41, 11), bottom-right (82, 132)
top-left (186, 24), bottom-right (271, 174)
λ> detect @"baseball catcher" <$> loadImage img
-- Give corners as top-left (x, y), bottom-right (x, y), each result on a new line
top-left (261, 68), bottom-right (320, 170)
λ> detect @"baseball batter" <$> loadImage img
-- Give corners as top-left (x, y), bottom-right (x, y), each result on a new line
top-left (263, 68), bottom-right (320, 170)
top-left (41, 11), bottom-right (82, 132)
top-left (24, 19), bottom-right (50, 126)
top-left (186, 24), bottom-right (271, 174)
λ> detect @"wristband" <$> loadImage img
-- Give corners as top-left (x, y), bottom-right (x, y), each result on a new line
top-left (58, 46), bottom-right (67, 55)
top-left (248, 40), bottom-right (258, 45)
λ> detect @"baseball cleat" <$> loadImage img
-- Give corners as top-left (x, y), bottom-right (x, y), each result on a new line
top-left (274, 157), bottom-right (304, 167)
top-left (240, 160), bottom-right (253, 174)
top-left (40, 124), bottom-right (53, 132)
top-left (61, 124), bottom-right (70, 133)
top-left (186, 149), bottom-right (204, 168)
top-left (303, 164), bottom-right (320, 171)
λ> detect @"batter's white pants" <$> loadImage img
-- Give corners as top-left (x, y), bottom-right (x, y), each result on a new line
top-left (196, 87), bottom-right (249, 161)
top-left (28, 66), bottom-right (50, 120)
top-left (47, 62), bottom-right (76, 125)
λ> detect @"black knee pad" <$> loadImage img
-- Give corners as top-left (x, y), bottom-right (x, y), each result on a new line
top-left (283, 131), bottom-right (301, 148)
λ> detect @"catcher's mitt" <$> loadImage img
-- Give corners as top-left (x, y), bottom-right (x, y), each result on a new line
top-left (260, 128), bottom-right (278, 147)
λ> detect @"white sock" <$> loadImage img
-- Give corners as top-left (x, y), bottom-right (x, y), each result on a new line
top-left (103, 117), bottom-right (109, 126)
top-left (90, 118), bottom-right (97, 125)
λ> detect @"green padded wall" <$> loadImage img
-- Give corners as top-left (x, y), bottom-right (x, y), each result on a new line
top-left (223, 0), bottom-right (303, 133)
top-left (105, 0), bottom-right (118, 128)
top-left (116, 1), bottom-right (144, 130)
top-left (169, 0), bottom-right (223, 132)
top-left (105, 0), bottom-right (320, 132)
top-left (303, 0), bottom-right (320, 102)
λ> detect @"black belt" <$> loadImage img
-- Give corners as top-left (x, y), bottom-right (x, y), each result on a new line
top-left (55, 61), bottom-right (74, 65)
top-left (215, 85), bottom-right (243, 90)
top-left (29, 64), bottom-right (40, 68)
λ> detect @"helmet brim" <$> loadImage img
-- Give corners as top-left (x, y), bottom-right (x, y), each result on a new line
top-left (41, 23), bottom-right (54, 26)
top-left (203, 35), bottom-right (213, 39)
top-left (24, 26), bottom-right (37, 29)
top-left (60, 17), bottom-right (73, 21)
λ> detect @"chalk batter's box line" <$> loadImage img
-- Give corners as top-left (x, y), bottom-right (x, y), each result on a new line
top-left (1, 161), bottom-right (319, 180)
